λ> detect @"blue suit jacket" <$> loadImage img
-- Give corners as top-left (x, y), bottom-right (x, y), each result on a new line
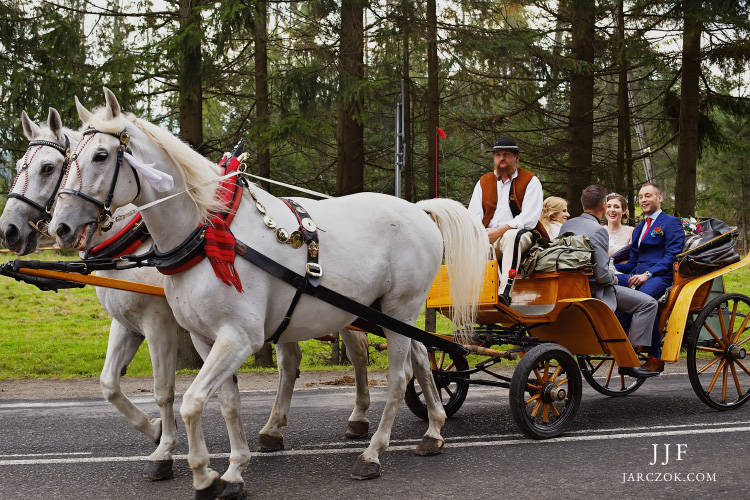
top-left (615, 212), bottom-right (684, 277)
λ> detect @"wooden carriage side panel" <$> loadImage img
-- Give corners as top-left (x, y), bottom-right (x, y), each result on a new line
top-left (533, 299), bottom-right (641, 367)
top-left (662, 253), bottom-right (750, 362)
top-left (427, 261), bottom-right (498, 308)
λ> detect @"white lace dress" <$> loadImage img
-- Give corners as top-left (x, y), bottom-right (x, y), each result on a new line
top-left (607, 225), bottom-right (634, 273)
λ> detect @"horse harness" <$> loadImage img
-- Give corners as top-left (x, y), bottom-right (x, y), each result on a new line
top-left (9, 135), bottom-right (71, 234)
top-left (59, 128), bottom-right (141, 232)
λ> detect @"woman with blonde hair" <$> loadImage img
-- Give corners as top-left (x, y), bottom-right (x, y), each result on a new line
top-left (539, 196), bottom-right (569, 239)
top-left (606, 192), bottom-right (634, 271)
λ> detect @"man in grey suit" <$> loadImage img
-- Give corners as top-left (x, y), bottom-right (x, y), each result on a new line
top-left (559, 185), bottom-right (660, 378)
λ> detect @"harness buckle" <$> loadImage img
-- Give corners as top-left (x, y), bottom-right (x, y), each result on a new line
top-left (306, 262), bottom-right (322, 278)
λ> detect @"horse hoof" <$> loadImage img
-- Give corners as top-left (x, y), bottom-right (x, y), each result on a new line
top-left (217, 481), bottom-right (246, 500)
top-left (257, 433), bottom-right (284, 452)
top-left (345, 420), bottom-right (369, 439)
top-left (195, 477), bottom-right (224, 500)
top-left (415, 436), bottom-right (444, 456)
top-left (351, 456), bottom-right (381, 480)
top-left (142, 459), bottom-right (174, 481)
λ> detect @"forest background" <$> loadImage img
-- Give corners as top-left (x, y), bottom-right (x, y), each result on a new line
top-left (1, 0), bottom-right (749, 368)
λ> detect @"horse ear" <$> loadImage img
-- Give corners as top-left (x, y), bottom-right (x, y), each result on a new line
top-left (48, 107), bottom-right (64, 141)
top-left (103, 87), bottom-right (121, 120)
top-left (21, 110), bottom-right (42, 140)
top-left (75, 96), bottom-right (94, 125)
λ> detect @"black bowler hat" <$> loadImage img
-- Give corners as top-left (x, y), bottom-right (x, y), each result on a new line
top-left (487, 136), bottom-right (523, 153)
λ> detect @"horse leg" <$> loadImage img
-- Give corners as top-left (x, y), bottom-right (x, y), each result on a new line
top-left (409, 341), bottom-right (446, 456)
top-left (141, 319), bottom-right (180, 481)
top-left (181, 333), bottom-right (257, 495)
top-left (99, 320), bottom-right (159, 441)
top-left (351, 332), bottom-right (413, 480)
top-left (216, 374), bottom-right (250, 499)
top-left (340, 328), bottom-right (371, 439)
top-left (257, 341), bottom-right (300, 451)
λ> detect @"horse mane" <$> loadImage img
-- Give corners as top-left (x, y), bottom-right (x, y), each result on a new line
top-left (84, 108), bottom-right (226, 221)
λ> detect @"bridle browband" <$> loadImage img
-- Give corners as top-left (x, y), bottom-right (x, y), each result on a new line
top-left (8, 136), bottom-right (71, 233)
top-left (58, 128), bottom-right (141, 232)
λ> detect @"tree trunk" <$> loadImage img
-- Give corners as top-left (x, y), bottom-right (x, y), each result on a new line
top-left (565, 0), bottom-right (596, 216)
top-left (336, 0), bottom-right (365, 196)
top-left (615, 0), bottom-right (627, 195)
top-left (178, 0), bottom-right (204, 154)
top-left (176, 330), bottom-right (203, 370)
top-left (255, 1), bottom-right (270, 191)
top-left (675, 5), bottom-right (702, 217)
top-left (426, 0), bottom-right (439, 199)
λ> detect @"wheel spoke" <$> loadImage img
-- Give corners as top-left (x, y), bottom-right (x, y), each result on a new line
top-left (698, 354), bottom-right (723, 375)
top-left (428, 352), bottom-right (437, 370)
top-left (696, 346), bottom-right (724, 353)
top-left (722, 362), bottom-right (729, 403)
top-left (728, 300), bottom-right (739, 340)
top-left (526, 393), bottom-right (540, 405)
top-left (736, 359), bottom-right (750, 376)
top-left (550, 403), bottom-right (561, 417)
top-left (729, 362), bottom-right (743, 399)
top-left (591, 359), bottom-right (606, 372)
top-left (555, 377), bottom-right (569, 386)
top-left (704, 323), bottom-right (724, 347)
top-left (534, 369), bottom-right (543, 382)
top-left (542, 402), bottom-right (549, 423)
top-left (707, 359), bottom-right (727, 393)
top-left (738, 335), bottom-right (750, 347)
top-left (543, 361), bottom-right (551, 381)
top-left (718, 304), bottom-right (729, 342)
top-left (530, 399), bottom-right (542, 417)
top-left (549, 365), bottom-right (563, 383)
top-left (731, 313), bottom-right (750, 344)
top-left (443, 386), bottom-right (455, 398)
top-left (437, 351), bottom-right (446, 370)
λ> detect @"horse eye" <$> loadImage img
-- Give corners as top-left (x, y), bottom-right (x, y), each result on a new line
top-left (93, 151), bottom-right (109, 162)
top-left (40, 162), bottom-right (55, 175)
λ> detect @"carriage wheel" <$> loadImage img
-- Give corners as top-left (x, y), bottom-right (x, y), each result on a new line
top-left (404, 349), bottom-right (469, 421)
top-left (687, 293), bottom-right (750, 410)
top-left (577, 354), bottom-right (646, 397)
top-left (509, 343), bottom-right (582, 439)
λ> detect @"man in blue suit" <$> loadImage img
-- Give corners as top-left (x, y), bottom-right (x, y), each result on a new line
top-left (615, 182), bottom-right (685, 372)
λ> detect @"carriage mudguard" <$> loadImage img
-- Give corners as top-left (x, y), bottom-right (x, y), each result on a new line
top-left (532, 298), bottom-right (641, 367)
top-left (661, 252), bottom-right (750, 362)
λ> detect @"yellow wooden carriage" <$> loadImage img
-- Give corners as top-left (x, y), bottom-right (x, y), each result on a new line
top-left (403, 237), bottom-right (750, 439)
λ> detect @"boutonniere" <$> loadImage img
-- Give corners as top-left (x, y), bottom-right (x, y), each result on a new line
top-left (650, 227), bottom-right (663, 237)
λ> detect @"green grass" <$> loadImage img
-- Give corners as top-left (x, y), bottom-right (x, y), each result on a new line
top-left (3, 249), bottom-right (749, 379)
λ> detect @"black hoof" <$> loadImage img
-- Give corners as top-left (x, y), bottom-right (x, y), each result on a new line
top-left (415, 436), bottom-right (444, 456)
top-left (142, 459), bottom-right (174, 481)
top-left (217, 481), bottom-right (246, 500)
top-left (257, 433), bottom-right (284, 452)
top-left (196, 477), bottom-right (224, 500)
top-left (351, 456), bottom-right (381, 480)
top-left (345, 420), bottom-right (369, 439)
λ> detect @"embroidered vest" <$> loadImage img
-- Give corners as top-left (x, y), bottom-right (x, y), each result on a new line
top-left (479, 167), bottom-right (549, 239)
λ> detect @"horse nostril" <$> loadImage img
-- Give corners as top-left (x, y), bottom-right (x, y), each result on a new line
top-left (3, 224), bottom-right (18, 245)
top-left (55, 223), bottom-right (72, 240)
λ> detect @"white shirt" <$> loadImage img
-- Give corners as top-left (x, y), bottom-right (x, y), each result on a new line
top-left (638, 209), bottom-right (662, 247)
top-left (467, 170), bottom-right (543, 230)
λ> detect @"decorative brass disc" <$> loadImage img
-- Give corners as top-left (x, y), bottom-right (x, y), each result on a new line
top-left (256, 201), bottom-right (266, 214)
top-left (301, 218), bottom-right (317, 232)
top-left (263, 215), bottom-right (277, 229)
top-left (275, 227), bottom-right (289, 243)
top-left (296, 206), bottom-right (308, 214)
top-left (289, 231), bottom-right (303, 249)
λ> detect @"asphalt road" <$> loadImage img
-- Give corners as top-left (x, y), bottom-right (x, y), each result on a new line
top-left (1, 369), bottom-right (748, 500)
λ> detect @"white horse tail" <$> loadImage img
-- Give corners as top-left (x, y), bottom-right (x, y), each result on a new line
top-left (417, 198), bottom-right (487, 342)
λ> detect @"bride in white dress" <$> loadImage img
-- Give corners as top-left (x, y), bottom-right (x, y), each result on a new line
top-left (606, 193), bottom-right (634, 272)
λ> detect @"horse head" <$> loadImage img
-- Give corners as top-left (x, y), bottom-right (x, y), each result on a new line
top-left (0, 108), bottom-right (79, 255)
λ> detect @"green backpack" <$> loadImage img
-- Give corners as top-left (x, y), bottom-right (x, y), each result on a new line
top-left (520, 233), bottom-right (594, 278)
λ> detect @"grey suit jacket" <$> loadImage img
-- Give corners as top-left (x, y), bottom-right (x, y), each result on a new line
top-left (559, 213), bottom-right (618, 310)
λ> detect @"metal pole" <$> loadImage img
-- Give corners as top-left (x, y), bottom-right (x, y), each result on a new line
top-left (394, 79), bottom-right (405, 198)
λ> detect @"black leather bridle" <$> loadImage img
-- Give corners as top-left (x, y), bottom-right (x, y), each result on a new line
top-left (58, 128), bottom-right (141, 232)
top-left (8, 136), bottom-right (71, 234)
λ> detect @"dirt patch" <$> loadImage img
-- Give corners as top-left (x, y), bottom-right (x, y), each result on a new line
top-left (309, 375), bottom-right (387, 387)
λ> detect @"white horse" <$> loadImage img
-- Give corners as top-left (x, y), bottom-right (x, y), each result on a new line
top-left (0, 108), bottom-right (372, 484)
top-left (50, 88), bottom-right (487, 498)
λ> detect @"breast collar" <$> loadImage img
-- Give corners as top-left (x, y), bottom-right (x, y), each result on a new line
top-left (83, 213), bottom-right (151, 260)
